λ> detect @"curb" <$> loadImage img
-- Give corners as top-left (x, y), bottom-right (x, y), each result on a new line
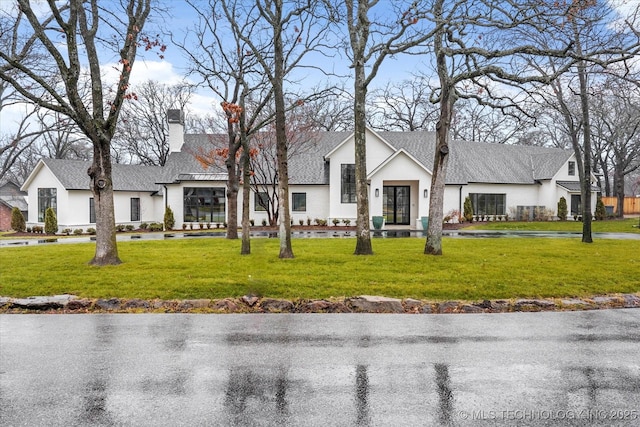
top-left (1, 293), bottom-right (640, 314)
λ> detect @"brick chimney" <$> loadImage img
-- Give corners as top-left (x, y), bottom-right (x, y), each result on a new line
top-left (167, 109), bottom-right (184, 153)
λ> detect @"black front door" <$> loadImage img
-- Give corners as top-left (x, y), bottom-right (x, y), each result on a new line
top-left (383, 186), bottom-right (410, 225)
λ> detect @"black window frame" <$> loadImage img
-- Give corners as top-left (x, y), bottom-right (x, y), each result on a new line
top-left (89, 198), bottom-right (95, 223)
top-left (254, 191), bottom-right (269, 212)
top-left (469, 193), bottom-right (506, 216)
top-left (568, 161), bottom-right (576, 176)
top-left (37, 188), bottom-right (57, 222)
top-left (292, 192), bottom-right (306, 212)
top-left (131, 197), bottom-right (140, 222)
top-left (341, 164), bottom-right (356, 203)
top-left (183, 187), bottom-right (226, 223)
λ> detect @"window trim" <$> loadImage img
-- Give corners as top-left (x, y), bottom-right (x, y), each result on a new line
top-left (469, 193), bottom-right (506, 216)
top-left (568, 161), bottom-right (576, 176)
top-left (37, 188), bottom-right (57, 222)
top-left (130, 197), bottom-right (140, 222)
top-left (292, 192), bottom-right (306, 212)
top-left (89, 198), bottom-right (95, 224)
top-left (341, 164), bottom-right (356, 203)
top-left (254, 191), bottom-right (269, 212)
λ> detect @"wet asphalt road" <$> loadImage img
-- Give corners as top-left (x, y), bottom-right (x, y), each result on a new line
top-left (1, 310), bottom-right (640, 426)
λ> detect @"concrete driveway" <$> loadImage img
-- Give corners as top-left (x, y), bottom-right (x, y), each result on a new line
top-left (1, 310), bottom-right (639, 426)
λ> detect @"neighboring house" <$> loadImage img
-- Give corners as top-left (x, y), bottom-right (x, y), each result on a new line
top-left (20, 111), bottom-right (598, 232)
top-left (0, 181), bottom-right (28, 231)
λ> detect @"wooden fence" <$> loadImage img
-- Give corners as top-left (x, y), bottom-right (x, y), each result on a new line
top-left (601, 197), bottom-right (640, 214)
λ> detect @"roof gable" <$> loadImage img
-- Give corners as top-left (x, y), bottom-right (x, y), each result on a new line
top-left (368, 148), bottom-right (432, 179)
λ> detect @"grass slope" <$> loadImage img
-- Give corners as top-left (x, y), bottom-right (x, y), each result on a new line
top-left (1, 236), bottom-right (639, 301)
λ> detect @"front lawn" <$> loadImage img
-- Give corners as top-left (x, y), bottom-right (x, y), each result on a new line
top-left (1, 237), bottom-right (638, 301)
top-left (464, 217), bottom-right (640, 233)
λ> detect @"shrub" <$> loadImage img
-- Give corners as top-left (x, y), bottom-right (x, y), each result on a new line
top-left (87, 227), bottom-right (96, 235)
top-left (62, 228), bottom-right (72, 235)
top-left (148, 222), bottom-right (163, 232)
top-left (164, 206), bottom-right (175, 230)
top-left (116, 224), bottom-right (125, 232)
top-left (307, 218), bottom-right (312, 226)
top-left (10, 207), bottom-right (26, 232)
top-left (73, 229), bottom-right (83, 235)
top-left (299, 219), bottom-right (304, 226)
top-left (125, 225), bottom-right (134, 231)
top-left (262, 219), bottom-right (267, 226)
top-left (32, 225), bottom-right (43, 233)
top-left (44, 207), bottom-right (58, 234)
top-left (463, 197), bottom-right (474, 222)
top-left (343, 219), bottom-right (351, 226)
top-left (140, 222), bottom-right (149, 230)
top-left (557, 197), bottom-right (568, 221)
top-left (332, 218), bottom-right (340, 226)
top-left (250, 219), bottom-right (255, 226)
top-left (26, 227), bottom-right (32, 233)
top-left (595, 197), bottom-right (606, 221)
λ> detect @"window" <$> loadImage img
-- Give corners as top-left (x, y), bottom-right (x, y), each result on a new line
top-left (183, 187), bottom-right (225, 223)
top-left (568, 161), bottom-right (575, 176)
top-left (341, 164), bottom-right (356, 203)
top-left (131, 198), bottom-right (140, 222)
top-left (254, 191), bottom-right (269, 212)
top-left (89, 198), bottom-right (95, 223)
top-left (37, 188), bottom-right (56, 222)
top-left (469, 193), bottom-right (506, 216)
top-left (292, 193), bottom-right (306, 211)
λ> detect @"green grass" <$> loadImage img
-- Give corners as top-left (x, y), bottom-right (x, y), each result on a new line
top-left (466, 217), bottom-right (640, 233)
top-left (1, 236), bottom-right (639, 301)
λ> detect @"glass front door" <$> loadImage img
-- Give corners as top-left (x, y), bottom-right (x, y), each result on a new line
top-left (383, 186), bottom-right (410, 225)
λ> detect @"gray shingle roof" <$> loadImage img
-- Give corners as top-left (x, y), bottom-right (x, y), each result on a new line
top-left (165, 130), bottom-right (575, 186)
top-left (42, 158), bottom-right (163, 192)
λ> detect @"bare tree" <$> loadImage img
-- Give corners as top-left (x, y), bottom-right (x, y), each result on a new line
top-left (591, 77), bottom-right (640, 216)
top-left (422, 0), bottom-right (614, 254)
top-left (0, 0), bottom-right (154, 265)
top-left (526, 1), bottom-right (640, 242)
top-left (112, 80), bottom-right (194, 166)
top-left (344, 0), bottom-right (436, 255)
top-left (227, 0), bottom-right (335, 259)
top-left (368, 76), bottom-right (438, 132)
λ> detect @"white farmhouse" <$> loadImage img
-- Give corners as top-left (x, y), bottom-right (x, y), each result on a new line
top-left (20, 111), bottom-right (598, 232)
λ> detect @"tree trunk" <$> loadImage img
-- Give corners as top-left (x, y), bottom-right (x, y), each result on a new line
top-left (225, 122), bottom-right (239, 239)
top-left (88, 140), bottom-right (120, 265)
top-left (353, 63), bottom-right (373, 255)
top-left (273, 0), bottom-right (293, 259)
top-left (614, 166), bottom-right (625, 218)
top-left (240, 135), bottom-right (251, 255)
top-left (425, 12), bottom-right (452, 256)
top-left (425, 91), bottom-right (453, 255)
top-left (575, 27), bottom-right (593, 243)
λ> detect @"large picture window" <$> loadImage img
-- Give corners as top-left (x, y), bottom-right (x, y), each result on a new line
top-left (469, 193), bottom-right (506, 216)
top-left (183, 187), bottom-right (225, 223)
top-left (38, 188), bottom-right (56, 222)
top-left (131, 198), bottom-right (140, 222)
top-left (341, 164), bottom-right (356, 203)
top-left (292, 192), bottom-right (306, 212)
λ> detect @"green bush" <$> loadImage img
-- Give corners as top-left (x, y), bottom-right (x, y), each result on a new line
top-left (10, 207), bottom-right (26, 232)
top-left (44, 207), bottom-right (58, 234)
top-left (557, 196), bottom-right (568, 221)
top-left (148, 222), bottom-right (163, 232)
top-left (463, 197), bottom-right (474, 222)
top-left (164, 206), bottom-right (175, 230)
top-left (73, 229), bottom-right (83, 235)
top-left (140, 222), bottom-right (149, 230)
top-left (595, 197), bottom-right (606, 221)
top-left (87, 227), bottom-right (96, 235)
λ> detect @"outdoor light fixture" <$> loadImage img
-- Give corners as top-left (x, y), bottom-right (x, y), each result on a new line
top-left (424, 189), bottom-right (428, 198)
top-left (375, 188), bottom-right (379, 197)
